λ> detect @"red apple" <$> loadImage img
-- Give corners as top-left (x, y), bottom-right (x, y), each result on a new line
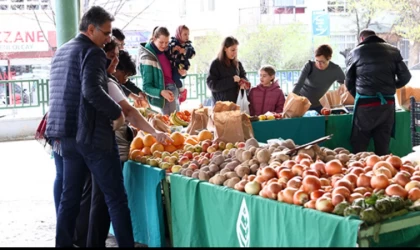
top-left (236, 142), bottom-right (246, 149)
top-left (178, 156), bottom-right (190, 166)
top-left (201, 142), bottom-right (211, 152)
top-left (183, 151), bottom-right (193, 160)
top-left (188, 163), bottom-right (199, 171)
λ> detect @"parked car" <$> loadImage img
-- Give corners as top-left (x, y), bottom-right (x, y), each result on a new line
top-left (0, 82), bottom-right (29, 105)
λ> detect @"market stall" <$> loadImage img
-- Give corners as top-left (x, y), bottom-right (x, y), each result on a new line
top-left (324, 110), bottom-right (411, 157)
top-left (170, 174), bottom-right (420, 247)
top-left (251, 115), bottom-right (325, 145)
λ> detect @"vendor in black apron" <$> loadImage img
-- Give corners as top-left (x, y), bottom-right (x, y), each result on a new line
top-left (345, 29), bottom-right (412, 156)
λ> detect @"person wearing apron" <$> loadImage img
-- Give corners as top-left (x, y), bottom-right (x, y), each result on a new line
top-left (345, 29), bottom-right (411, 156)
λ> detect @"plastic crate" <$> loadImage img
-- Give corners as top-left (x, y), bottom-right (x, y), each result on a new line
top-left (410, 96), bottom-right (420, 147)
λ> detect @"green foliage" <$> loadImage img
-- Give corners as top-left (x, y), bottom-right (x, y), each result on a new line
top-left (190, 31), bottom-right (223, 74)
top-left (235, 24), bottom-right (312, 71)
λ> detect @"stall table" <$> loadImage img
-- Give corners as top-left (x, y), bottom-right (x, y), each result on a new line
top-left (170, 174), bottom-right (420, 247)
top-left (324, 110), bottom-right (411, 157)
top-left (251, 115), bottom-right (325, 145)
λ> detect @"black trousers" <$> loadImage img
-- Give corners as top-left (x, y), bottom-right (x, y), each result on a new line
top-left (351, 103), bottom-right (395, 156)
top-left (78, 160), bottom-right (127, 247)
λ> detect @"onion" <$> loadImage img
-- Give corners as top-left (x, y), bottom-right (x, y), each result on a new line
top-left (282, 187), bottom-right (298, 204)
top-left (254, 175), bottom-right (267, 184)
top-left (265, 182), bottom-right (283, 200)
top-left (287, 178), bottom-right (302, 189)
top-left (366, 155), bottom-right (381, 167)
top-left (374, 166), bottom-right (393, 179)
top-left (401, 165), bottom-right (416, 175)
top-left (234, 180), bottom-right (248, 192)
top-left (310, 189), bottom-right (325, 200)
top-left (405, 180), bottom-right (420, 191)
top-left (364, 166), bottom-right (373, 173)
top-left (386, 155), bottom-right (403, 169)
top-left (331, 174), bottom-right (344, 187)
top-left (282, 160), bottom-right (297, 169)
top-left (385, 184), bottom-right (408, 198)
top-left (370, 174), bottom-right (389, 190)
top-left (248, 175), bottom-right (256, 182)
top-left (393, 172), bottom-right (411, 187)
top-left (302, 175), bottom-right (322, 194)
top-left (348, 161), bottom-right (364, 168)
top-left (324, 186), bottom-right (333, 193)
top-left (349, 167), bottom-right (365, 176)
top-left (310, 160), bottom-right (326, 176)
top-left (295, 153), bottom-right (312, 164)
top-left (353, 187), bottom-right (368, 195)
top-left (261, 167), bottom-right (277, 180)
top-left (244, 181), bottom-right (262, 195)
top-left (332, 194), bottom-right (346, 206)
top-left (348, 192), bottom-right (364, 203)
top-left (411, 176), bottom-right (420, 182)
top-left (300, 158), bottom-right (312, 168)
top-left (373, 161), bottom-right (396, 177)
top-left (302, 169), bottom-right (319, 178)
top-left (408, 187), bottom-right (420, 201)
top-left (259, 188), bottom-right (269, 198)
top-left (291, 164), bottom-right (305, 176)
top-left (413, 171), bottom-right (420, 176)
top-left (322, 192), bottom-right (332, 199)
top-left (332, 186), bottom-right (351, 199)
top-left (319, 178), bottom-right (331, 186)
top-left (325, 160), bottom-right (343, 176)
top-left (278, 168), bottom-right (295, 180)
top-left (267, 178), bottom-right (279, 185)
top-left (315, 197), bottom-right (334, 213)
top-left (364, 192), bottom-right (372, 198)
top-left (334, 179), bottom-right (354, 192)
top-left (304, 199), bottom-right (317, 209)
top-left (343, 173), bottom-right (358, 189)
top-left (293, 190), bottom-right (309, 205)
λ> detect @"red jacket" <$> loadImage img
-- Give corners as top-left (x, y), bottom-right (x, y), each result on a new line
top-left (248, 81), bottom-right (286, 116)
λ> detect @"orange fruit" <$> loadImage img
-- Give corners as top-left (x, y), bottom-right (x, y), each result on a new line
top-left (151, 142), bottom-right (164, 153)
top-left (130, 149), bottom-right (144, 161)
top-left (176, 144), bottom-right (185, 150)
top-left (185, 137), bottom-right (198, 145)
top-left (143, 134), bottom-right (157, 147)
top-left (141, 146), bottom-right (152, 156)
top-left (164, 144), bottom-right (177, 153)
top-left (198, 130), bottom-right (212, 141)
top-left (170, 132), bottom-right (185, 146)
top-left (130, 137), bottom-right (144, 150)
top-left (183, 110), bottom-right (191, 116)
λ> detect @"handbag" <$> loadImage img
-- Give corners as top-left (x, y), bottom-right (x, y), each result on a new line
top-left (35, 112), bottom-right (52, 154)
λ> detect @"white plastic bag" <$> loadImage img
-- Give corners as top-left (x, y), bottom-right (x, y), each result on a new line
top-left (236, 89), bottom-right (250, 115)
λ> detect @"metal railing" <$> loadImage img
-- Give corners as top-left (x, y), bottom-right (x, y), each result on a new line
top-left (0, 70), bottom-right (341, 116)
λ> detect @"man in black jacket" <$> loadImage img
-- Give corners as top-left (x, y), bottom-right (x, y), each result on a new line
top-left (345, 29), bottom-right (412, 156)
top-left (46, 6), bottom-right (134, 247)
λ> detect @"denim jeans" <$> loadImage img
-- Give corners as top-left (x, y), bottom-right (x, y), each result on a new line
top-left (55, 137), bottom-right (134, 247)
top-left (161, 83), bottom-right (179, 115)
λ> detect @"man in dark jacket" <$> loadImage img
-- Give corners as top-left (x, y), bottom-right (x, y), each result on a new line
top-left (345, 29), bottom-right (412, 156)
top-left (46, 6), bottom-right (134, 247)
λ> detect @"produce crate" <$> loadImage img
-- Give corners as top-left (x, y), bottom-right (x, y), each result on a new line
top-left (410, 96), bottom-right (420, 148)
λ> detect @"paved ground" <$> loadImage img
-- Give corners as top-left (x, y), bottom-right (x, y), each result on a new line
top-left (0, 140), bottom-right (145, 247)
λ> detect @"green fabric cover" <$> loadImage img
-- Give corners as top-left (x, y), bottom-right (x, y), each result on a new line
top-left (122, 161), bottom-right (166, 247)
top-left (170, 174), bottom-right (362, 247)
top-left (324, 110), bottom-right (411, 156)
top-left (252, 116), bottom-right (325, 145)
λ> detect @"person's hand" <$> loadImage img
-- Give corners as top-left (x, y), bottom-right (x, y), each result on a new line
top-left (161, 90), bottom-right (175, 102)
top-left (233, 75), bottom-right (241, 83)
top-left (179, 48), bottom-right (186, 54)
top-left (130, 94), bottom-right (144, 107)
top-left (178, 68), bottom-right (187, 77)
top-left (239, 78), bottom-right (251, 90)
top-left (152, 131), bottom-right (173, 145)
top-left (173, 45), bottom-right (181, 52)
top-left (112, 112), bottom-right (125, 131)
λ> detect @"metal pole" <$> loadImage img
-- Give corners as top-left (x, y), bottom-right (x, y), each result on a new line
top-left (55, 0), bottom-right (79, 48)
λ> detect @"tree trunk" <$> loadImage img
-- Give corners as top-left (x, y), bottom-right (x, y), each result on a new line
top-left (408, 41), bottom-right (420, 68)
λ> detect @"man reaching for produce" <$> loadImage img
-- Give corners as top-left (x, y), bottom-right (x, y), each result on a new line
top-left (345, 29), bottom-right (411, 156)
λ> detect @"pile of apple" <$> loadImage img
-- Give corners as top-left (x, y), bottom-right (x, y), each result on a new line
top-left (257, 113), bottom-right (283, 121)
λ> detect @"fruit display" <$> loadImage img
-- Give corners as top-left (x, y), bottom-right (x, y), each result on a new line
top-left (138, 108), bottom-right (192, 132)
top-left (169, 136), bottom-right (420, 226)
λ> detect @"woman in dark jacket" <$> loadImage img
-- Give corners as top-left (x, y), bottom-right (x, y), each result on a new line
top-left (206, 36), bottom-right (249, 103)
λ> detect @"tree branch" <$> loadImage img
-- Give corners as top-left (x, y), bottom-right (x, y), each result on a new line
top-left (121, 0), bottom-right (156, 30)
top-left (33, 10), bottom-right (53, 50)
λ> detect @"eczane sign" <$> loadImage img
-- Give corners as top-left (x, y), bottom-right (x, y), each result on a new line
top-left (0, 31), bottom-right (49, 52)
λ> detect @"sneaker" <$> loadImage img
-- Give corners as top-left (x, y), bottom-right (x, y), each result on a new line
top-left (179, 89), bottom-right (187, 103)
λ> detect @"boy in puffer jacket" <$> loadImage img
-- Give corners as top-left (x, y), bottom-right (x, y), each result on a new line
top-left (248, 65), bottom-right (286, 116)
top-left (166, 25), bottom-right (196, 104)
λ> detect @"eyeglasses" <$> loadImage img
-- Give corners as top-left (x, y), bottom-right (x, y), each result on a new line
top-left (96, 27), bottom-right (112, 37)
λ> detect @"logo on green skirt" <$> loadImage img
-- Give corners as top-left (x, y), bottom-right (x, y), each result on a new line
top-left (236, 198), bottom-right (250, 247)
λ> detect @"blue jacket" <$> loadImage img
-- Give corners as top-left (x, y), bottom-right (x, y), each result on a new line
top-left (46, 34), bottom-right (122, 151)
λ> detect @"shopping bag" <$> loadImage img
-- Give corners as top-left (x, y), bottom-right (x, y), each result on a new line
top-left (186, 108), bottom-right (209, 135)
top-left (211, 109), bottom-right (244, 143)
top-left (337, 84), bottom-right (355, 105)
top-left (396, 86), bottom-right (420, 110)
top-left (241, 113), bottom-right (254, 140)
top-left (283, 93), bottom-right (311, 118)
top-left (236, 89), bottom-right (250, 114)
top-left (34, 112), bottom-right (52, 154)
